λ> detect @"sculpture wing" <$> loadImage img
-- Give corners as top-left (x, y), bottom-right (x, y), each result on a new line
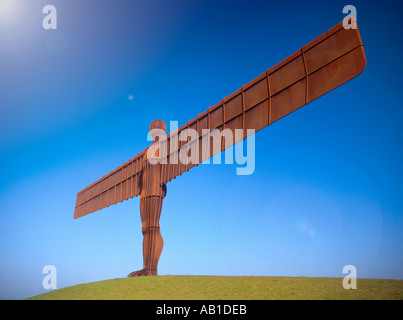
top-left (159, 19), bottom-right (366, 184)
top-left (74, 150), bottom-right (146, 218)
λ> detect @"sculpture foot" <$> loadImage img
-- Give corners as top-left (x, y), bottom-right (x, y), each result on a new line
top-left (127, 267), bottom-right (157, 277)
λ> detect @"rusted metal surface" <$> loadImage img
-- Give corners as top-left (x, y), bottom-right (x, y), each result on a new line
top-left (75, 20), bottom-right (365, 219)
top-left (74, 20), bottom-right (366, 276)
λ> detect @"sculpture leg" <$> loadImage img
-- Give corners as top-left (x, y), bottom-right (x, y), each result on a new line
top-left (127, 194), bottom-right (164, 277)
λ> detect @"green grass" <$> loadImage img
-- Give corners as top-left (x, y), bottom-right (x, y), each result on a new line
top-left (27, 275), bottom-right (403, 300)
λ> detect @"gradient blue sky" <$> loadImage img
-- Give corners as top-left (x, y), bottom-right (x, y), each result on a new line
top-left (0, 0), bottom-right (402, 299)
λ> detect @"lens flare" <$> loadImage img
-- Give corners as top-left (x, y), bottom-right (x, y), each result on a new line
top-left (0, 0), bottom-right (21, 23)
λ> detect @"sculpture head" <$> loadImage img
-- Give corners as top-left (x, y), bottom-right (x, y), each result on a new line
top-left (149, 119), bottom-right (167, 142)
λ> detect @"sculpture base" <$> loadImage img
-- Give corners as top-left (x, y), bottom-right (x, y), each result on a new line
top-left (127, 267), bottom-right (157, 277)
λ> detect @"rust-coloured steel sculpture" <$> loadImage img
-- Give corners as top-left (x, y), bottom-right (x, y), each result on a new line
top-left (74, 20), bottom-right (366, 277)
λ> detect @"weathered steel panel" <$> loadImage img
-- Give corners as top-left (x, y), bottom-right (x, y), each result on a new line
top-left (269, 55), bottom-right (306, 96)
top-left (245, 99), bottom-right (269, 135)
top-left (307, 46), bottom-right (365, 103)
top-left (121, 180), bottom-right (127, 201)
top-left (244, 76), bottom-right (269, 110)
top-left (304, 26), bottom-right (362, 74)
top-left (225, 114), bottom-right (243, 146)
top-left (210, 104), bottom-right (223, 129)
top-left (108, 187), bottom-right (115, 206)
top-left (198, 114), bottom-right (208, 136)
top-left (101, 191), bottom-right (108, 209)
top-left (225, 93), bottom-right (243, 121)
top-left (270, 78), bottom-right (306, 123)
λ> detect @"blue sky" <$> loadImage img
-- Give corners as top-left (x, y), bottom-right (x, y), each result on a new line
top-left (0, 0), bottom-right (402, 299)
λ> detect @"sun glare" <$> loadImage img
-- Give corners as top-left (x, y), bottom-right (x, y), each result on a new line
top-left (0, 0), bottom-right (22, 24)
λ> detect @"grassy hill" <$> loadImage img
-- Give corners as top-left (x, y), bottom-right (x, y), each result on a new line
top-left (27, 275), bottom-right (402, 300)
